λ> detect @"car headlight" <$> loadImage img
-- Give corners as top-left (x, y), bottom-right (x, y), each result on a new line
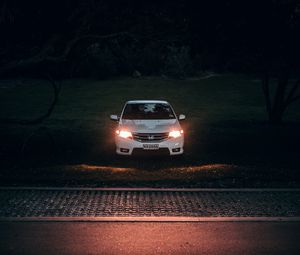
top-left (116, 130), bottom-right (132, 139)
top-left (169, 130), bottom-right (183, 138)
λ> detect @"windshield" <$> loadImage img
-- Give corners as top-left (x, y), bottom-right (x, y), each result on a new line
top-left (122, 103), bottom-right (176, 120)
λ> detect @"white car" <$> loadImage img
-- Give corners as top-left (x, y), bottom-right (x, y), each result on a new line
top-left (110, 100), bottom-right (185, 156)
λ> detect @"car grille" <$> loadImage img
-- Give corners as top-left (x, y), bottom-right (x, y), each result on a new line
top-left (132, 132), bottom-right (169, 143)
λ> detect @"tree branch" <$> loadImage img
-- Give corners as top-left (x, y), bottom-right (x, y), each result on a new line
top-left (284, 79), bottom-right (300, 107)
top-left (0, 32), bottom-right (131, 75)
top-left (271, 70), bottom-right (289, 114)
top-left (261, 72), bottom-right (272, 116)
top-left (1, 76), bottom-right (61, 125)
top-left (0, 35), bottom-right (60, 75)
top-left (285, 94), bottom-right (300, 105)
top-left (46, 32), bottom-right (131, 62)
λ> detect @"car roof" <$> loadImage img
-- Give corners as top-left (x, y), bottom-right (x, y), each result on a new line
top-left (126, 100), bottom-right (169, 104)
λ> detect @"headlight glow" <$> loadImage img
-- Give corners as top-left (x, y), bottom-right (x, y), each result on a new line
top-left (117, 130), bottom-right (132, 139)
top-left (169, 130), bottom-right (183, 138)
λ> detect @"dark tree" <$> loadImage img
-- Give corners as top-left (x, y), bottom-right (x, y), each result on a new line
top-left (258, 0), bottom-right (300, 124)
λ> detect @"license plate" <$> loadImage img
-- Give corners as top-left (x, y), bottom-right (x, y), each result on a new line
top-left (143, 144), bottom-right (159, 150)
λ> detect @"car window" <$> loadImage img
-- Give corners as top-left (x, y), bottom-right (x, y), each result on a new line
top-left (122, 103), bottom-right (176, 120)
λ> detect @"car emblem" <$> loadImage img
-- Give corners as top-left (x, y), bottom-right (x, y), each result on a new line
top-left (148, 135), bottom-right (154, 140)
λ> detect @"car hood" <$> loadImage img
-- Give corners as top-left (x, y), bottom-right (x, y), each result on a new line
top-left (119, 119), bottom-right (180, 133)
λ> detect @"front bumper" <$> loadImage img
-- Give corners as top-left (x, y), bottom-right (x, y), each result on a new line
top-left (115, 136), bottom-right (184, 156)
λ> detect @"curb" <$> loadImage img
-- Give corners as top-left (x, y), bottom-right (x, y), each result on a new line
top-left (1, 216), bottom-right (300, 222)
top-left (1, 187), bottom-right (300, 192)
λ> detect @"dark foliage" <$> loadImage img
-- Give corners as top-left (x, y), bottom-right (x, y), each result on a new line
top-left (0, 0), bottom-right (298, 77)
top-left (0, 0), bottom-right (300, 123)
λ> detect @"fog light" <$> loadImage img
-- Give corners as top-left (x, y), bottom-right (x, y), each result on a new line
top-left (172, 148), bottom-right (181, 153)
top-left (120, 148), bottom-right (129, 153)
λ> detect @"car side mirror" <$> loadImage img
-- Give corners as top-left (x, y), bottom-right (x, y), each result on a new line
top-left (110, 115), bottom-right (119, 121)
top-left (178, 114), bottom-right (186, 121)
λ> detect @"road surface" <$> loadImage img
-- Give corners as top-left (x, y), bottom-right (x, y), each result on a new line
top-left (0, 222), bottom-right (300, 255)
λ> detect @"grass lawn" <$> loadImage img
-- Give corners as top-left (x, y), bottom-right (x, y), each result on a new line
top-left (0, 74), bottom-right (300, 187)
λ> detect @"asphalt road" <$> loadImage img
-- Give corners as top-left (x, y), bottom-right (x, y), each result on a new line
top-left (0, 222), bottom-right (299, 255)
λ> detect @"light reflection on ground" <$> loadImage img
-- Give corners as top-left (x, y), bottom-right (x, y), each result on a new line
top-left (167, 164), bottom-right (237, 172)
top-left (72, 164), bottom-right (135, 173)
top-left (67, 163), bottom-right (238, 182)
top-left (5, 163), bottom-right (257, 187)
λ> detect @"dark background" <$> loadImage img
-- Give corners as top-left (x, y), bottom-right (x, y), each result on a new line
top-left (1, 0), bottom-right (299, 78)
